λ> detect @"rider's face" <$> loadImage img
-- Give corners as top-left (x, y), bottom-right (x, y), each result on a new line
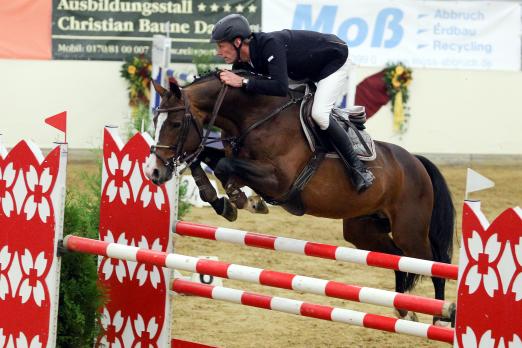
top-left (216, 41), bottom-right (238, 64)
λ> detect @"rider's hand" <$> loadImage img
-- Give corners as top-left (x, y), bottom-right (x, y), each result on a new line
top-left (219, 70), bottom-right (243, 88)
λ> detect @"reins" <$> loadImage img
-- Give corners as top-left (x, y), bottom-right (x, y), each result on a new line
top-left (151, 76), bottom-right (303, 170)
top-left (228, 95), bottom-right (303, 154)
top-left (186, 84), bottom-right (229, 169)
top-left (151, 84), bottom-right (228, 173)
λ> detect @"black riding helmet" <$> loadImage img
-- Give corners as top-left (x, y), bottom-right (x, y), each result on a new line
top-left (210, 14), bottom-right (252, 63)
top-left (210, 14), bottom-right (252, 43)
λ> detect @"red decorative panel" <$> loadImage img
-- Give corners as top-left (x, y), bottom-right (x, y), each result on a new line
top-left (97, 128), bottom-right (175, 347)
top-left (0, 141), bottom-right (67, 347)
top-left (455, 201), bottom-right (522, 347)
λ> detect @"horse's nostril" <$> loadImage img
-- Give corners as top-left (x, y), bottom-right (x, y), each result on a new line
top-left (153, 168), bottom-right (159, 178)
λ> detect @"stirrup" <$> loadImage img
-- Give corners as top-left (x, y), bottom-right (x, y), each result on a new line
top-left (352, 168), bottom-right (374, 192)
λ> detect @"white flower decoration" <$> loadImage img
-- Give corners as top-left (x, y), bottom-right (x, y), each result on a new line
top-left (139, 177), bottom-right (165, 210)
top-left (0, 163), bottom-right (16, 217)
top-left (23, 166), bottom-right (52, 222)
top-left (510, 335), bottom-right (522, 348)
top-left (465, 231), bottom-right (501, 297)
top-left (99, 308), bottom-right (125, 348)
top-left (134, 314), bottom-right (158, 345)
top-left (16, 333), bottom-right (43, 348)
top-left (461, 327), bottom-right (496, 348)
top-left (0, 245), bottom-right (12, 300)
top-left (136, 237), bottom-right (163, 288)
top-left (513, 237), bottom-right (522, 301)
top-left (101, 231), bottom-right (129, 283)
top-left (19, 250), bottom-right (47, 306)
top-left (106, 153), bottom-right (132, 204)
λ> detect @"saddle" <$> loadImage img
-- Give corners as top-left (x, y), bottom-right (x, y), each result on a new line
top-left (289, 83), bottom-right (376, 161)
top-left (266, 83), bottom-right (376, 214)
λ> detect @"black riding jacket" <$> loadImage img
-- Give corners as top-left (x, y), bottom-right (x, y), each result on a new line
top-left (233, 30), bottom-right (348, 97)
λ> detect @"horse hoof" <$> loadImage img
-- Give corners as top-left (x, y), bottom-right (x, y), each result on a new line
top-left (221, 198), bottom-right (238, 222)
top-left (433, 317), bottom-right (453, 327)
top-left (245, 195), bottom-right (269, 214)
top-left (394, 309), bottom-right (419, 322)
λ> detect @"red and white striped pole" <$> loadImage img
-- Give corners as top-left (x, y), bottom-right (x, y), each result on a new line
top-left (174, 221), bottom-right (458, 280)
top-left (172, 279), bottom-right (455, 344)
top-left (63, 235), bottom-right (454, 318)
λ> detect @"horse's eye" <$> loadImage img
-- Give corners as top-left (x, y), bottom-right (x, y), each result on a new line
top-left (170, 121), bottom-right (181, 128)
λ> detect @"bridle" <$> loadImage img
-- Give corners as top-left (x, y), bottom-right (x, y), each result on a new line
top-left (150, 84), bottom-right (229, 173)
top-left (150, 73), bottom-right (304, 174)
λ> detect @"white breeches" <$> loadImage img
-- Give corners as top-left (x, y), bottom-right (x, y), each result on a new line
top-left (311, 59), bottom-right (351, 130)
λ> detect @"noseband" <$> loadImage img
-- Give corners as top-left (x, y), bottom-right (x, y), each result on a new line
top-left (150, 84), bottom-right (229, 172)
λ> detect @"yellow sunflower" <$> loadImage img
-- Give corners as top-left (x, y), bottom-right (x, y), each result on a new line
top-left (392, 76), bottom-right (401, 88)
top-left (395, 65), bottom-right (405, 76)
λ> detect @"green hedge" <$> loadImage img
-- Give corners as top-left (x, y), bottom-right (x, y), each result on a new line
top-left (58, 162), bottom-right (104, 347)
top-left (57, 156), bottom-right (189, 346)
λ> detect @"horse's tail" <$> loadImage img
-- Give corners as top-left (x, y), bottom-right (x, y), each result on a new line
top-left (415, 155), bottom-right (456, 266)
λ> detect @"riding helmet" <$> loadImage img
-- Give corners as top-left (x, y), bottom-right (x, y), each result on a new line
top-left (210, 14), bottom-right (251, 43)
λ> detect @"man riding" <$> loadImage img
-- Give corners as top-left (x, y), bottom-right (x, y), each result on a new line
top-left (211, 14), bottom-right (374, 192)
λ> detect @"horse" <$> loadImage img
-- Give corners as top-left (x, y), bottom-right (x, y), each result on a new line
top-left (144, 71), bottom-right (456, 325)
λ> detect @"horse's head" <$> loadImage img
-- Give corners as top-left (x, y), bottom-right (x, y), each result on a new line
top-left (145, 70), bottom-right (277, 185)
top-left (144, 79), bottom-right (206, 185)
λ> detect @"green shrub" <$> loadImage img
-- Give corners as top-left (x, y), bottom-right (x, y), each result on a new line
top-left (57, 152), bottom-right (189, 346)
top-left (177, 178), bottom-right (191, 219)
top-left (57, 156), bottom-right (104, 347)
top-left (127, 102), bottom-right (152, 138)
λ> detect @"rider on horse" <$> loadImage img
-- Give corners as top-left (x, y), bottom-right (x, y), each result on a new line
top-left (211, 14), bottom-right (374, 192)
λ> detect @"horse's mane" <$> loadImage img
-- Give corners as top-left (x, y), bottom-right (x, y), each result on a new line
top-left (187, 69), bottom-right (271, 87)
top-left (189, 70), bottom-right (219, 85)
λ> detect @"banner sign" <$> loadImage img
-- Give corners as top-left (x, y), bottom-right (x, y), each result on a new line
top-left (52, 0), bottom-right (261, 61)
top-left (263, 0), bottom-right (521, 71)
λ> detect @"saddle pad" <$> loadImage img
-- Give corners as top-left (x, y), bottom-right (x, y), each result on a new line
top-left (299, 89), bottom-right (377, 162)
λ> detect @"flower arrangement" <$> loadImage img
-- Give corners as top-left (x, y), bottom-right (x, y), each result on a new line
top-left (120, 55), bottom-right (152, 106)
top-left (383, 62), bottom-right (413, 134)
top-left (120, 55), bottom-right (153, 136)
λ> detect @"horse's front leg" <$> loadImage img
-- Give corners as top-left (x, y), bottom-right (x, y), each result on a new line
top-left (220, 182), bottom-right (269, 214)
top-left (198, 146), bottom-right (268, 215)
top-left (214, 157), bottom-right (275, 213)
top-left (189, 161), bottom-right (237, 221)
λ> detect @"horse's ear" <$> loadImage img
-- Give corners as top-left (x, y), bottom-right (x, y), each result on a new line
top-left (169, 78), bottom-right (182, 99)
top-left (152, 80), bottom-right (168, 97)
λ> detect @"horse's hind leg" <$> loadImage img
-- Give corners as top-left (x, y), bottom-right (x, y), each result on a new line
top-left (431, 277), bottom-right (451, 326)
top-left (343, 216), bottom-right (419, 321)
top-left (245, 195), bottom-right (269, 214)
top-left (390, 208), bottom-right (453, 324)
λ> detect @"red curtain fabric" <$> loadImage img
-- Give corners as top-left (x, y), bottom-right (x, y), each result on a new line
top-left (0, 0), bottom-right (52, 59)
top-left (354, 70), bottom-right (390, 119)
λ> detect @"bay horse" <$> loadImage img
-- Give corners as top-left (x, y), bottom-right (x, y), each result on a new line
top-left (144, 72), bottom-right (455, 325)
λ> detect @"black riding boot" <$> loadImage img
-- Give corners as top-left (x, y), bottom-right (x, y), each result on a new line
top-left (325, 118), bottom-right (374, 192)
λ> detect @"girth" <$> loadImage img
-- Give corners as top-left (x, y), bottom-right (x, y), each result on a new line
top-left (263, 151), bottom-right (326, 216)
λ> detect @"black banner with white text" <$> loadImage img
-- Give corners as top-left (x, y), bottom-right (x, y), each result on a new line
top-left (52, 0), bottom-right (261, 61)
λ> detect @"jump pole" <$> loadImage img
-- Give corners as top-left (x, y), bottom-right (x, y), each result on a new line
top-left (62, 235), bottom-right (454, 318)
top-left (172, 279), bottom-right (455, 344)
top-left (174, 221), bottom-right (458, 280)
